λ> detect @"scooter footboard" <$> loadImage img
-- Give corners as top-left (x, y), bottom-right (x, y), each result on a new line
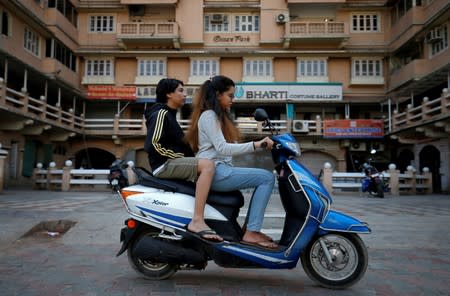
top-left (318, 210), bottom-right (371, 234)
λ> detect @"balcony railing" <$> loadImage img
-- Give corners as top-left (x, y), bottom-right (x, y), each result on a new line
top-left (391, 90), bottom-right (450, 132)
top-left (1, 79), bottom-right (449, 139)
top-left (117, 22), bottom-right (180, 48)
top-left (283, 21), bottom-right (349, 48)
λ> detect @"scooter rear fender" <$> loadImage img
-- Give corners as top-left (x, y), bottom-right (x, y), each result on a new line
top-left (318, 210), bottom-right (371, 234)
top-left (116, 219), bottom-right (143, 257)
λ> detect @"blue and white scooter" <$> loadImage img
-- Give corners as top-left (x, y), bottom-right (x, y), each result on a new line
top-left (110, 109), bottom-right (370, 289)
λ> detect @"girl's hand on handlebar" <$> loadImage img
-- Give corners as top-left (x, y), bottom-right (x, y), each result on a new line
top-left (254, 137), bottom-right (274, 150)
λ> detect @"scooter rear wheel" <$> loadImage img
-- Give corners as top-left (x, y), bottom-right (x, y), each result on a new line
top-left (127, 229), bottom-right (178, 280)
top-left (301, 233), bottom-right (368, 289)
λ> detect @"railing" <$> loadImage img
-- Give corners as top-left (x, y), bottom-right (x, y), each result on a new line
top-left (33, 167), bottom-right (111, 191)
top-left (118, 22), bottom-right (179, 38)
top-left (0, 79), bottom-right (83, 132)
top-left (1, 80), bottom-right (449, 137)
top-left (287, 21), bottom-right (347, 37)
top-left (321, 166), bottom-right (433, 195)
top-left (392, 89), bottom-right (450, 131)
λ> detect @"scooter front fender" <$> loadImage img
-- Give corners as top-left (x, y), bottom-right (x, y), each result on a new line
top-left (318, 210), bottom-right (371, 234)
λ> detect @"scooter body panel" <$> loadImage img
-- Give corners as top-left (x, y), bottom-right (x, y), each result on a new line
top-left (318, 210), bottom-right (371, 234)
top-left (124, 185), bottom-right (228, 229)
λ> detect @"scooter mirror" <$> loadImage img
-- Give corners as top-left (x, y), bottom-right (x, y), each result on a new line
top-left (254, 108), bottom-right (269, 122)
top-left (370, 149), bottom-right (376, 155)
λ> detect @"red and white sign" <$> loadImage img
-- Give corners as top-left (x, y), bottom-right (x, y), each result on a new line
top-left (87, 86), bottom-right (136, 100)
top-left (323, 119), bottom-right (384, 138)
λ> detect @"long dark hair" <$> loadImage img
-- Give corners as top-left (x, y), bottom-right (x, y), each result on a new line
top-left (155, 78), bottom-right (183, 103)
top-left (186, 75), bottom-right (240, 152)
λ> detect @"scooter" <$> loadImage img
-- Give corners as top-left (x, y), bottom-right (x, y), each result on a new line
top-left (360, 151), bottom-right (388, 198)
top-left (109, 109), bottom-right (371, 289)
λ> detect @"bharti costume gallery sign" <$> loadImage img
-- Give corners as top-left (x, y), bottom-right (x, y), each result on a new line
top-left (234, 83), bottom-right (342, 102)
top-left (323, 119), bottom-right (384, 139)
top-left (87, 86), bottom-right (136, 100)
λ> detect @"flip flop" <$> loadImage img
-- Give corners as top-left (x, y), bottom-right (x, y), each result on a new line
top-left (187, 228), bottom-right (223, 242)
top-left (240, 240), bottom-right (279, 250)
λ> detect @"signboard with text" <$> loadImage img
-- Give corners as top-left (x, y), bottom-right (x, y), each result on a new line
top-left (323, 119), bottom-right (384, 139)
top-left (87, 86), bottom-right (136, 100)
top-left (234, 83), bottom-right (342, 101)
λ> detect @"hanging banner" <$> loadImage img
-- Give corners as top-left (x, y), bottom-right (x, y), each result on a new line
top-left (323, 119), bottom-right (384, 138)
top-left (87, 86), bottom-right (136, 100)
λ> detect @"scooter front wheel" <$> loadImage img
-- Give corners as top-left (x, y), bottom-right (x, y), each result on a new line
top-left (127, 229), bottom-right (178, 280)
top-left (301, 233), bottom-right (368, 289)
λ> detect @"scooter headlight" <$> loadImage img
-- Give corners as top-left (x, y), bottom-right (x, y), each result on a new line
top-left (286, 142), bottom-right (301, 157)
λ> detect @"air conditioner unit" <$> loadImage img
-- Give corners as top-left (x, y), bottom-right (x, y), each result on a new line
top-left (129, 5), bottom-right (145, 17)
top-left (211, 14), bottom-right (224, 23)
top-left (276, 13), bottom-right (289, 24)
top-left (425, 28), bottom-right (442, 43)
top-left (292, 120), bottom-right (309, 133)
top-left (350, 141), bottom-right (367, 152)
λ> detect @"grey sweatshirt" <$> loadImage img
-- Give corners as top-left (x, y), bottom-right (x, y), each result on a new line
top-left (196, 110), bottom-right (254, 165)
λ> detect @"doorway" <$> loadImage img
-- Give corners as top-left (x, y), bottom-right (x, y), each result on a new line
top-left (419, 145), bottom-right (441, 193)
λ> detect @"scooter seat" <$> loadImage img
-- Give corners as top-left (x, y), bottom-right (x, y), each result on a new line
top-left (138, 173), bottom-right (244, 208)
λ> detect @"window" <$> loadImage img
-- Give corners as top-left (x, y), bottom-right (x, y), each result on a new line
top-left (1, 10), bottom-right (10, 36)
top-left (297, 59), bottom-right (328, 81)
top-left (86, 59), bottom-right (113, 76)
top-left (89, 15), bottom-right (114, 32)
top-left (24, 28), bottom-right (39, 56)
top-left (204, 14), bottom-right (260, 33)
top-left (45, 39), bottom-right (76, 71)
top-left (235, 15), bottom-right (259, 32)
top-left (204, 14), bottom-right (229, 32)
top-left (48, 0), bottom-right (78, 27)
top-left (135, 59), bottom-right (166, 84)
top-left (351, 58), bottom-right (384, 84)
top-left (243, 58), bottom-right (273, 81)
top-left (351, 14), bottom-right (379, 32)
top-left (191, 59), bottom-right (218, 77)
top-left (82, 58), bottom-right (115, 84)
top-left (430, 26), bottom-right (448, 57)
top-left (188, 59), bottom-right (219, 84)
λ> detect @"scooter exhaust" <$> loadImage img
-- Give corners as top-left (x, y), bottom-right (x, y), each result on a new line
top-left (132, 236), bottom-right (205, 265)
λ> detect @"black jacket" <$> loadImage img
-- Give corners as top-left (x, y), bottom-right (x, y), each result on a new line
top-left (144, 103), bottom-right (194, 171)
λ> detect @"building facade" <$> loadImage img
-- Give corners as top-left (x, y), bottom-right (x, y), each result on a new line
top-left (0, 0), bottom-right (449, 192)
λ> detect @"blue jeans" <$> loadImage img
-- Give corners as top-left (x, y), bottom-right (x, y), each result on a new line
top-left (211, 163), bottom-right (275, 232)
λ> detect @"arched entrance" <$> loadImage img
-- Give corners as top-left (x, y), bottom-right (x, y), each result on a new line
top-left (419, 145), bottom-right (441, 193)
top-left (74, 148), bottom-right (116, 169)
top-left (397, 149), bottom-right (414, 173)
top-left (300, 151), bottom-right (337, 177)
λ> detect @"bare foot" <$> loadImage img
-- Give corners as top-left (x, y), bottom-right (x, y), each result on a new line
top-left (242, 230), bottom-right (277, 246)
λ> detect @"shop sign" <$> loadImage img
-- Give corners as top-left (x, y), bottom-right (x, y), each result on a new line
top-left (213, 35), bottom-right (251, 43)
top-left (234, 83), bottom-right (342, 101)
top-left (87, 86), bottom-right (136, 100)
top-left (323, 119), bottom-right (384, 139)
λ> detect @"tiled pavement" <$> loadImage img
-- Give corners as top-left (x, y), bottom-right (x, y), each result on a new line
top-left (0, 188), bottom-right (449, 295)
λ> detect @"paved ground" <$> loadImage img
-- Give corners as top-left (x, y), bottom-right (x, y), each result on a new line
top-left (0, 188), bottom-right (449, 295)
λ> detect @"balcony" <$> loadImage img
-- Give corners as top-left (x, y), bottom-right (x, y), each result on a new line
top-left (117, 22), bottom-right (180, 49)
top-left (283, 21), bottom-right (349, 48)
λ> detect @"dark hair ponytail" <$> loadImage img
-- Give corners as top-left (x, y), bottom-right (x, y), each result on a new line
top-left (185, 75), bottom-right (240, 152)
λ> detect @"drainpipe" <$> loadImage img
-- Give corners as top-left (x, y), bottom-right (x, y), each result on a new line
top-left (4, 58), bottom-right (7, 83)
top-left (388, 98), bottom-right (392, 133)
top-left (23, 69), bottom-right (28, 93)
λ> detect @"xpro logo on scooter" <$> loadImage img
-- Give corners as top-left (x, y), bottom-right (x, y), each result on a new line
top-left (152, 200), bottom-right (168, 206)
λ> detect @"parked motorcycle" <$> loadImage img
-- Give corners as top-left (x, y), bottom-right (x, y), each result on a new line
top-left (360, 151), bottom-right (388, 198)
top-left (109, 109), bottom-right (371, 289)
